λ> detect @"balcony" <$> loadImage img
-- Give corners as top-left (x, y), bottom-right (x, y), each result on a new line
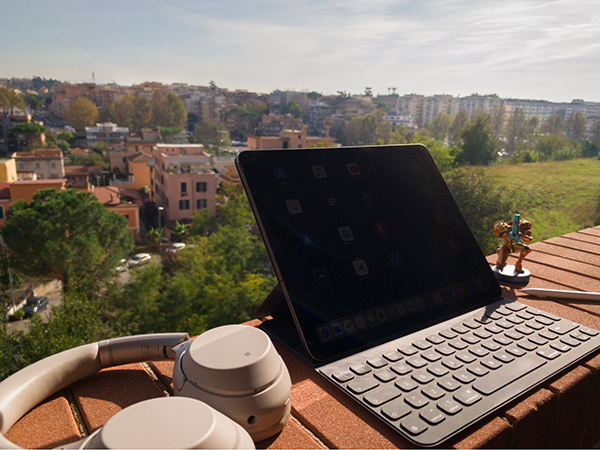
top-left (4, 225), bottom-right (600, 449)
top-left (109, 175), bottom-right (134, 186)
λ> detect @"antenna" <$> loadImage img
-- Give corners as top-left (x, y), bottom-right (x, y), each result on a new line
top-left (92, 72), bottom-right (95, 84)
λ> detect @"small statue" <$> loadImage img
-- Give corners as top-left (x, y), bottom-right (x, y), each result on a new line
top-left (492, 214), bottom-right (532, 278)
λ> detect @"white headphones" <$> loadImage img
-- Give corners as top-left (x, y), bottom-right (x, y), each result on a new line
top-left (0, 325), bottom-right (291, 449)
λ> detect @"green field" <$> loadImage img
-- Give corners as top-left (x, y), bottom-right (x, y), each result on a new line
top-left (484, 158), bottom-right (600, 242)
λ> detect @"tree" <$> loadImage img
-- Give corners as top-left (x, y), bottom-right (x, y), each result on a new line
top-left (9, 122), bottom-right (47, 149)
top-left (194, 121), bottom-right (231, 155)
top-left (282, 100), bottom-right (302, 118)
top-left (108, 95), bottom-right (134, 129)
top-left (504, 108), bottom-right (527, 154)
top-left (449, 109), bottom-right (469, 146)
top-left (342, 110), bottom-right (391, 146)
top-left (457, 114), bottom-right (498, 166)
top-left (151, 91), bottom-right (187, 129)
top-left (0, 189), bottom-right (134, 293)
top-left (535, 134), bottom-right (579, 161)
top-left (65, 97), bottom-right (99, 131)
top-left (130, 92), bottom-right (151, 134)
top-left (541, 113), bottom-right (564, 135)
top-left (566, 111), bottom-right (586, 141)
top-left (491, 102), bottom-right (506, 136)
top-left (591, 120), bottom-right (600, 144)
top-left (410, 134), bottom-right (460, 173)
top-left (426, 112), bottom-right (451, 142)
top-left (0, 87), bottom-right (25, 111)
top-left (23, 93), bottom-right (43, 113)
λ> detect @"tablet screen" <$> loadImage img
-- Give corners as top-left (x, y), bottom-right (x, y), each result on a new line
top-left (237, 145), bottom-right (501, 361)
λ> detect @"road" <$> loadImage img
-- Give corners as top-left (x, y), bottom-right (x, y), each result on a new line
top-left (6, 290), bottom-right (62, 333)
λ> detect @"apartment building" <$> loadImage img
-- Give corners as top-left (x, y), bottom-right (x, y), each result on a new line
top-left (13, 149), bottom-right (65, 180)
top-left (247, 128), bottom-right (335, 150)
top-left (0, 158), bottom-right (17, 182)
top-left (150, 144), bottom-right (216, 224)
top-left (258, 113), bottom-right (304, 136)
top-left (0, 112), bottom-right (31, 152)
top-left (0, 179), bottom-right (67, 227)
top-left (269, 91), bottom-right (309, 114)
top-left (86, 122), bottom-right (129, 147)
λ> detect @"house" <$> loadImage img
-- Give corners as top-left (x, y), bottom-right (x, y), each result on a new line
top-left (218, 165), bottom-right (242, 188)
top-left (247, 128), bottom-right (335, 150)
top-left (0, 179), bottom-right (67, 227)
top-left (150, 144), bottom-right (216, 224)
top-left (64, 165), bottom-right (103, 189)
top-left (108, 151), bottom-right (152, 191)
top-left (92, 186), bottom-right (142, 241)
top-left (13, 149), bottom-right (65, 180)
top-left (0, 158), bottom-right (17, 182)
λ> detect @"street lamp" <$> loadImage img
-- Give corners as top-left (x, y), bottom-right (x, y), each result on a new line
top-left (158, 206), bottom-right (164, 253)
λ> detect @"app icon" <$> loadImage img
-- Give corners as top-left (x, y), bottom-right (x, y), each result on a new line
top-left (313, 268), bottom-right (330, 286)
top-left (331, 322), bottom-right (343, 336)
top-left (374, 221), bottom-right (388, 236)
top-left (432, 292), bottom-right (442, 303)
top-left (386, 307), bottom-right (397, 318)
top-left (273, 167), bottom-right (289, 182)
top-left (338, 226), bottom-right (354, 242)
top-left (396, 303), bottom-right (407, 315)
top-left (457, 285), bottom-right (466, 296)
top-left (312, 165), bottom-right (327, 179)
top-left (376, 309), bottom-right (387, 322)
top-left (347, 163), bottom-right (361, 176)
top-left (366, 312), bottom-right (376, 324)
top-left (415, 297), bottom-right (426, 309)
top-left (319, 326), bottom-right (332, 340)
top-left (324, 195), bottom-right (338, 208)
top-left (352, 259), bottom-right (369, 276)
top-left (388, 252), bottom-right (404, 269)
top-left (354, 315), bottom-right (366, 329)
top-left (360, 191), bottom-right (374, 206)
top-left (285, 199), bottom-right (302, 215)
top-left (343, 318), bottom-right (356, 333)
top-left (405, 300), bottom-right (416, 312)
top-left (299, 233), bottom-right (316, 249)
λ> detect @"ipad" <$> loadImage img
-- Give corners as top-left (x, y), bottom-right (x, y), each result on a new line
top-left (236, 145), bottom-right (501, 362)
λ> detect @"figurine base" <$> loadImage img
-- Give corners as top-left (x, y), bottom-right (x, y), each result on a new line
top-left (492, 265), bottom-right (530, 285)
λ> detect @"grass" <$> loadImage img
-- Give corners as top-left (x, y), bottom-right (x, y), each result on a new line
top-left (484, 158), bottom-right (600, 242)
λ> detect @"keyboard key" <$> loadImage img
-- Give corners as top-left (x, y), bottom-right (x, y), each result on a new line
top-left (438, 376), bottom-right (461, 392)
top-left (426, 334), bottom-right (445, 345)
top-left (438, 398), bottom-right (463, 415)
top-left (462, 334), bottom-right (480, 345)
top-left (527, 308), bottom-right (560, 321)
top-left (506, 345), bottom-right (527, 357)
top-left (485, 324), bottom-right (503, 334)
top-left (529, 335), bottom-right (548, 346)
top-left (505, 330), bottom-right (523, 341)
top-left (375, 369), bottom-right (397, 382)
top-left (381, 398), bottom-right (411, 420)
top-left (494, 352), bottom-right (515, 363)
top-left (367, 356), bottom-right (388, 368)
top-left (496, 319), bottom-right (514, 329)
top-left (348, 376), bottom-right (380, 394)
top-left (482, 341), bottom-right (502, 352)
top-left (448, 339), bottom-right (468, 350)
top-left (454, 388), bottom-right (482, 406)
top-left (364, 384), bottom-right (401, 407)
top-left (453, 370), bottom-right (475, 384)
top-left (474, 315), bottom-right (493, 325)
top-left (401, 416), bottom-right (428, 436)
top-left (560, 336), bottom-right (581, 347)
top-left (451, 324), bottom-right (469, 334)
top-left (407, 356), bottom-right (428, 369)
top-left (517, 340), bottom-right (538, 352)
top-left (515, 325), bottom-right (534, 335)
top-left (456, 352), bottom-right (477, 363)
top-left (507, 315), bottom-right (525, 325)
top-left (350, 363), bottom-right (371, 375)
top-left (435, 345), bottom-right (456, 356)
top-left (484, 312), bottom-right (503, 320)
top-left (539, 330), bottom-right (558, 341)
top-left (391, 362), bottom-right (413, 376)
top-left (413, 339), bottom-right (432, 350)
top-left (473, 353), bottom-right (546, 395)
top-left (548, 322), bottom-right (578, 335)
top-left (496, 306), bottom-right (514, 316)
top-left (526, 321), bottom-right (544, 331)
top-left (422, 385), bottom-right (446, 400)
top-left (332, 370), bottom-right (354, 383)
top-left (493, 336), bottom-right (513, 346)
top-left (405, 393), bottom-right (430, 409)
top-left (413, 371), bottom-right (434, 384)
top-left (382, 351), bottom-right (403, 362)
top-left (398, 345), bottom-right (418, 356)
top-left (439, 329), bottom-right (458, 339)
top-left (422, 350), bottom-right (442, 362)
top-left (537, 349), bottom-right (561, 360)
top-left (467, 363), bottom-right (489, 377)
top-left (420, 406), bottom-right (446, 425)
top-left (505, 302), bottom-right (527, 312)
top-left (570, 331), bottom-right (590, 342)
top-left (469, 346), bottom-right (489, 357)
top-left (536, 316), bottom-right (555, 326)
top-left (481, 358), bottom-right (503, 370)
top-left (517, 311), bottom-right (534, 321)
top-left (463, 319), bottom-right (481, 329)
top-left (579, 326), bottom-right (600, 336)
top-left (442, 358), bottom-right (463, 370)
top-left (427, 364), bottom-right (449, 377)
top-left (395, 378), bottom-right (419, 392)
top-left (550, 342), bottom-right (571, 353)
top-left (474, 329), bottom-right (492, 340)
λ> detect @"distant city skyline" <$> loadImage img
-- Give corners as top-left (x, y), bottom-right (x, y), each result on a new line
top-left (2, 0), bottom-right (599, 103)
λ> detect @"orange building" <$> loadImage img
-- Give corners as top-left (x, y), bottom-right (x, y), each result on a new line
top-left (92, 186), bottom-right (142, 241)
top-left (247, 128), bottom-right (335, 150)
top-left (0, 179), bottom-right (66, 227)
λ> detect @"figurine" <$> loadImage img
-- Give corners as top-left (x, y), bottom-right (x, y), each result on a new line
top-left (492, 214), bottom-right (532, 284)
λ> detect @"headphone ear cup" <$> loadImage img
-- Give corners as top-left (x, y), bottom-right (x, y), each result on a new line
top-left (83, 397), bottom-right (254, 449)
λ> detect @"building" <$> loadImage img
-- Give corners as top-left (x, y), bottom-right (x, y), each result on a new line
top-left (150, 144), bottom-right (217, 224)
top-left (92, 186), bottom-right (142, 241)
top-left (0, 179), bottom-right (67, 227)
top-left (64, 165), bottom-right (103, 189)
top-left (13, 149), bottom-right (65, 180)
top-left (85, 122), bottom-right (129, 147)
top-left (0, 158), bottom-right (17, 182)
top-left (0, 112), bottom-right (32, 152)
top-left (109, 151), bottom-right (153, 191)
top-left (247, 128), bottom-right (336, 150)
top-left (258, 113), bottom-right (304, 136)
top-left (269, 91), bottom-right (309, 114)
top-left (383, 111), bottom-right (416, 131)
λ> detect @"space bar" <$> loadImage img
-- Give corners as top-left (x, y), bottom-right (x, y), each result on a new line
top-left (473, 354), bottom-right (547, 395)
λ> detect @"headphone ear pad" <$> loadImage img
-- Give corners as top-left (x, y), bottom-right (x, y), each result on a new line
top-left (83, 397), bottom-right (254, 449)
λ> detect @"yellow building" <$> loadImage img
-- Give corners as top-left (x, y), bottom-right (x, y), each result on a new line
top-left (0, 158), bottom-right (17, 182)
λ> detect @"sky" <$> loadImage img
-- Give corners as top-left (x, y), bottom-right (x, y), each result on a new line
top-left (2, 0), bottom-right (599, 103)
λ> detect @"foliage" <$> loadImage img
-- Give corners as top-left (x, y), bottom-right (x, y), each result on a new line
top-left (171, 221), bottom-right (188, 242)
top-left (457, 114), bottom-right (498, 166)
top-left (64, 151), bottom-right (108, 169)
top-left (151, 91), bottom-right (187, 129)
top-left (23, 93), bottom-right (44, 112)
top-left (581, 140), bottom-right (600, 158)
top-left (9, 122), bottom-right (47, 149)
top-left (1, 189), bottom-right (133, 293)
top-left (426, 112), bottom-right (451, 142)
top-left (443, 167), bottom-right (512, 255)
top-left (57, 131), bottom-right (75, 145)
top-left (0, 87), bottom-right (25, 111)
top-left (448, 109), bottom-right (469, 146)
top-left (409, 134), bottom-right (460, 173)
top-left (159, 126), bottom-right (183, 136)
top-left (194, 121), bottom-right (231, 154)
top-left (342, 110), bottom-right (391, 146)
top-left (540, 113), bottom-right (564, 135)
top-left (535, 135), bottom-right (580, 161)
top-left (282, 100), bottom-right (303, 118)
top-left (566, 111), bottom-right (587, 141)
top-left (109, 92), bottom-right (151, 134)
top-left (65, 97), bottom-right (99, 131)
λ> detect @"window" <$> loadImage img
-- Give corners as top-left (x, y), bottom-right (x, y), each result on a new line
top-left (161, 175), bottom-right (164, 184)
top-left (51, 162), bottom-right (56, 168)
top-left (179, 200), bottom-right (190, 210)
top-left (181, 182), bottom-right (187, 193)
top-left (0, 206), bottom-right (4, 220)
top-left (196, 182), bottom-right (206, 192)
top-left (35, 163), bottom-right (40, 169)
top-left (196, 199), bottom-right (207, 209)
top-left (123, 157), bottom-right (127, 164)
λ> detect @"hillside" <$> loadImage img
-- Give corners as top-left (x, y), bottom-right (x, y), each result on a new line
top-left (484, 158), bottom-right (600, 242)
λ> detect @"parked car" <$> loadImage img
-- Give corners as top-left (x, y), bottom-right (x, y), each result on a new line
top-left (22, 296), bottom-right (49, 318)
top-left (166, 243), bottom-right (186, 254)
top-left (116, 258), bottom-right (127, 272)
top-left (127, 253), bottom-right (151, 268)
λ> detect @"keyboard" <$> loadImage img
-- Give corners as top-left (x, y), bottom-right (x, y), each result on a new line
top-left (318, 299), bottom-right (600, 447)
